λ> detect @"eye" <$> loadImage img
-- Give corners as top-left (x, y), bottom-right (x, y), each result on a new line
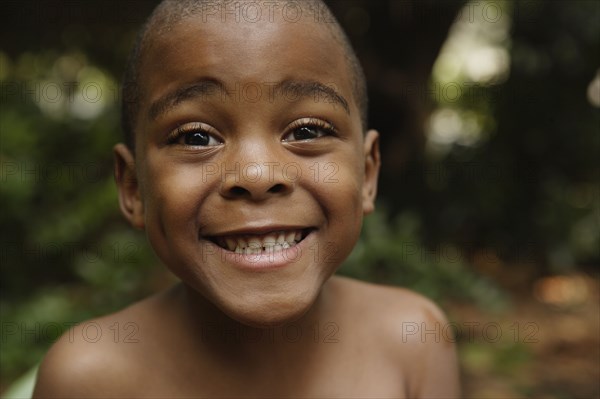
top-left (282, 118), bottom-right (337, 142)
top-left (167, 123), bottom-right (222, 147)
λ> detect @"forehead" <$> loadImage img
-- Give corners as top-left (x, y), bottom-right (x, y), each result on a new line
top-left (137, 9), bottom-right (356, 119)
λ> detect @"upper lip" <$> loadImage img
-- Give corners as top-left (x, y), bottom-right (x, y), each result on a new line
top-left (204, 224), bottom-right (314, 237)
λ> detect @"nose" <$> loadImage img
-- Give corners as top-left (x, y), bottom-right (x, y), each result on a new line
top-left (219, 161), bottom-right (293, 201)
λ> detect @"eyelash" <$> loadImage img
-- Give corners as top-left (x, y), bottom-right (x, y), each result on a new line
top-left (166, 122), bottom-right (222, 147)
top-left (283, 118), bottom-right (338, 141)
top-left (166, 117), bottom-right (337, 146)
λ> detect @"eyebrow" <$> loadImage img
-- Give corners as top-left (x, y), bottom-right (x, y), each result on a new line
top-left (148, 79), bottom-right (225, 120)
top-left (147, 78), bottom-right (350, 121)
top-left (277, 80), bottom-right (350, 115)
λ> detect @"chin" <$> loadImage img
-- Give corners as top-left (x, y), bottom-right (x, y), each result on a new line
top-left (219, 289), bottom-right (319, 329)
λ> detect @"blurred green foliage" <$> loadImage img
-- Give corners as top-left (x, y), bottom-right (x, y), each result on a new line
top-left (340, 207), bottom-right (507, 310)
top-left (1, 0), bottom-right (598, 394)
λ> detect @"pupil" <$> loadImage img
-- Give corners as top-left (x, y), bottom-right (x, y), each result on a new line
top-left (294, 126), bottom-right (317, 140)
top-left (185, 131), bottom-right (209, 146)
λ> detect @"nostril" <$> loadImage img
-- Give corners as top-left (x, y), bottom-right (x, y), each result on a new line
top-left (222, 182), bottom-right (289, 199)
top-left (268, 184), bottom-right (286, 194)
top-left (230, 186), bottom-right (249, 196)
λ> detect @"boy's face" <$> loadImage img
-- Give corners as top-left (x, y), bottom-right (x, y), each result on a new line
top-left (115, 7), bottom-right (380, 326)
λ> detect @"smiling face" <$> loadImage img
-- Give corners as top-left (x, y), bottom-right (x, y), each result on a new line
top-left (114, 6), bottom-right (380, 327)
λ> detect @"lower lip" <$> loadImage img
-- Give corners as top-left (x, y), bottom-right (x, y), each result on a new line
top-left (206, 231), bottom-right (315, 271)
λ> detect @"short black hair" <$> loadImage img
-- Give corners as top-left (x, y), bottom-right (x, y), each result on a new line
top-left (121, 0), bottom-right (368, 150)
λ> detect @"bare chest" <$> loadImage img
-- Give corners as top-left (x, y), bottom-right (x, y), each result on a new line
top-left (126, 336), bottom-right (407, 398)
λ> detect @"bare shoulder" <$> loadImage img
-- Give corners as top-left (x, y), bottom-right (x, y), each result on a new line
top-left (331, 276), bottom-right (461, 398)
top-left (32, 290), bottom-right (169, 398)
top-left (331, 275), bottom-right (449, 323)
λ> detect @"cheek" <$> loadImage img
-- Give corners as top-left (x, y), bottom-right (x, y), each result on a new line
top-left (304, 157), bottom-right (365, 257)
top-left (148, 169), bottom-right (198, 219)
top-left (316, 156), bottom-right (364, 217)
top-left (141, 162), bottom-right (214, 253)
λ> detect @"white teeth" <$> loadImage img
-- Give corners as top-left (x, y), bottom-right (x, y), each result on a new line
top-left (263, 234), bottom-right (277, 247)
top-left (217, 229), bottom-right (305, 253)
top-left (225, 237), bottom-right (237, 252)
top-left (248, 237), bottom-right (261, 249)
top-left (285, 231), bottom-right (296, 244)
top-left (276, 233), bottom-right (286, 244)
top-left (238, 237), bottom-right (247, 250)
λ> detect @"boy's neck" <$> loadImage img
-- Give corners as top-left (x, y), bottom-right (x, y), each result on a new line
top-left (174, 281), bottom-right (336, 364)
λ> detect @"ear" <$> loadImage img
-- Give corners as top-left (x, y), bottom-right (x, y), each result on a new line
top-left (113, 143), bottom-right (145, 229)
top-left (362, 129), bottom-right (381, 215)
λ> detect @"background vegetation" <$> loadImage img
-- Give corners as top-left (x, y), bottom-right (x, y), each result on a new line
top-left (1, 0), bottom-right (598, 397)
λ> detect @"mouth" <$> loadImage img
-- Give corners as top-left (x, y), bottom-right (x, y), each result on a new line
top-left (208, 228), bottom-right (314, 255)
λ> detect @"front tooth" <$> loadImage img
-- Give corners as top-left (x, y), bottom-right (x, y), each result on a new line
top-left (248, 237), bottom-right (261, 249)
top-left (225, 237), bottom-right (237, 251)
top-left (263, 234), bottom-right (277, 248)
top-left (294, 231), bottom-right (302, 242)
top-left (282, 241), bottom-right (290, 249)
top-left (276, 232), bottom-right (286, 244)
top-left (285, 231), bottom-right (296, 244)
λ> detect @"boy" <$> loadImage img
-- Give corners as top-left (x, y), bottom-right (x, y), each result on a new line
top-left (33, 1), bottom-right (460, 397)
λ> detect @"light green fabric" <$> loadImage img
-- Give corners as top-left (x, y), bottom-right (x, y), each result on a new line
top-left (1, 365), bottom-right (37, 399)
